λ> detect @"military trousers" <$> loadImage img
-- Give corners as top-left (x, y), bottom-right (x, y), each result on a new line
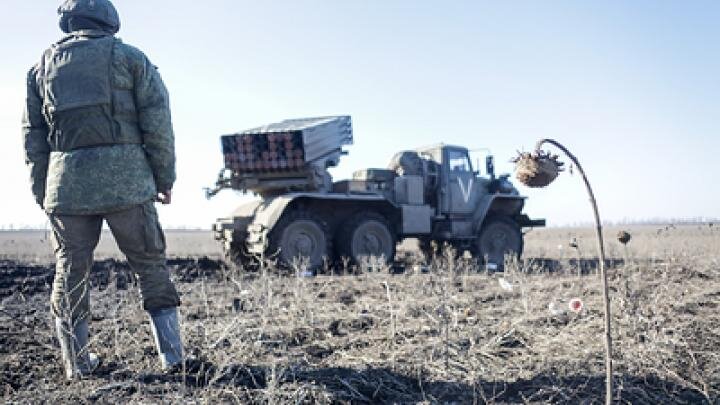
top-left (49, 201), bottom-right (180, 321)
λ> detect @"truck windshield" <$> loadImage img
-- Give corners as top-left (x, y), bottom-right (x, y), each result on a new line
top-left (448, 150), bottom-right (473, 173)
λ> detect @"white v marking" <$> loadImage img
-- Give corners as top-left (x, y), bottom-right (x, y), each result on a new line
top-left (457, 177), bottom-right (474, 203)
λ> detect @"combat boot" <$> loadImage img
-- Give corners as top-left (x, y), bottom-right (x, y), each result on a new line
top-left (55, 317), bottom-right (100, 380)
top-left (148, 307), bottom-right (184, 370)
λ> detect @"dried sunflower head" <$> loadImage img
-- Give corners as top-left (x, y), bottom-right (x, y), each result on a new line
top-left (569, 237), bottom-right (579, 249)
top-left (616, 230), bottom-right (631, 245)
top-left (512, 150), bottom-right (564, 188)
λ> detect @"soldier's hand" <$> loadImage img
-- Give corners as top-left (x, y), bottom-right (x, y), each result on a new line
top-left (157, 190), bottom-right (172, 205)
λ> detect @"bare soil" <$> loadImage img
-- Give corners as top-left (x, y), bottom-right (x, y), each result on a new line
top-left (1, 226), bottom-right (719, 403)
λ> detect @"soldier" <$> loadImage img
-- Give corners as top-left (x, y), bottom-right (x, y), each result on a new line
top-left (22, 0), bottom-right (183, 379)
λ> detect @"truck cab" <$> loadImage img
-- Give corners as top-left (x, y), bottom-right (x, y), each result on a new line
top-left (421, 145), bottom-right (488, 216)
top-left (388, 145), bottom-right (537, 263)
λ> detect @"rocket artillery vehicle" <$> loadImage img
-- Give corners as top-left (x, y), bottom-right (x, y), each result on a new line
top-left (206, 116), bottom-right (545, 270)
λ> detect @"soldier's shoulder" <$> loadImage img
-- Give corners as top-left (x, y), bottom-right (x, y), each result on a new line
top-left (29, 44), bottom-right (55, 71)
top-left (114, 40), bottom-right (150, 63)
top-left (27, 63), bottom-right (40, 76)
top-left (27, 46), bottom-right (52, 81)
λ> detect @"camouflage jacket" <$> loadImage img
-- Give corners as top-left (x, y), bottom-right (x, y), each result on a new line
top-left (22, 30), bottom-right (175, 215)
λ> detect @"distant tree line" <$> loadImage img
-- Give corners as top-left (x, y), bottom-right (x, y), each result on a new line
top-left (548, 217), bottom-right (718, 228)
top-left (604, 217), bottom-right (718, 226)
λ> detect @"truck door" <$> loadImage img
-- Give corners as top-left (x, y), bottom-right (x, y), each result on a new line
top-left (442, 148), bottom-right (481, 215)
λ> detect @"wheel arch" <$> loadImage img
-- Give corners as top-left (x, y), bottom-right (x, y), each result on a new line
top-left (213, 200), bottom-right (263, 235)
top-left (473, 195), bottom-right (526, 232)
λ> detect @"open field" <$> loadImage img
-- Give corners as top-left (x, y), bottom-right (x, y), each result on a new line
top-left (1, 225), bottom-right (719, 403)
top-left (0, 230), bottom-right (223, 263)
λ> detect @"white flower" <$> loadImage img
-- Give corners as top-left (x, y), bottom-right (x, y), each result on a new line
top-left (569, 297), bottom-right (584, 313)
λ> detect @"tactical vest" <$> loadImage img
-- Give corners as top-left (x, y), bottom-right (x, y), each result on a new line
top-left (37, 32), bottom-right (142, 152)
top-left (34, 31), bottom-right (158, 215)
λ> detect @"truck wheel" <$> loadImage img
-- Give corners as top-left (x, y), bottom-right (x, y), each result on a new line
top-left (418, 238), bottom-right (439, 262)
top-left (268, 211), bottom-right (330, 270)
top-left (224, 234), bottom-right (253, 269)
top-left (338, 212), bottom-right (396, 266)
top-left (475, 217), bottom-right (523, 271)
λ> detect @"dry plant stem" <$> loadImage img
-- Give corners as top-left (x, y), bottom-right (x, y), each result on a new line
top-left (534, 138), bottom-right (613, 405)
top-left (0, 307), bottom-right (35, 328)
top-left (383, 281), bottom-right (397, 369)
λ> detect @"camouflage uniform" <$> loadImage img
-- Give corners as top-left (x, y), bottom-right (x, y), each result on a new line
top-left (23, 0), bottom-right (182, 378)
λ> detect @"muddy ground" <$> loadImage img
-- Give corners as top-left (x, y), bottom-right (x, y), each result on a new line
top-left (1, 226), bottom-right (719, 404)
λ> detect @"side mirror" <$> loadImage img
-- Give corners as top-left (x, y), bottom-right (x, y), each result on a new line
top-left (486, 156), bottom-right (496, 179)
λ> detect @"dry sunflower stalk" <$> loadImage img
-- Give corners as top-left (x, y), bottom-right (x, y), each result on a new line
top-left (512, 150), bottom-right (565, 188)
top-left (515, 139), bottom-right (613, 405)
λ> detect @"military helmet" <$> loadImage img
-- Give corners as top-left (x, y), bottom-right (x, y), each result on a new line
top-left (58, 0), bottom-right (120, 34)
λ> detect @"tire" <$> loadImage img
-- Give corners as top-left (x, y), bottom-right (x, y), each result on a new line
top-left (267, 210), bottom-right (331, 270)
top-left (223, 234), bottom-right (254, 269)
top-left (474, 217), bottom-right (523, 271)
top-left (338, 212), bottom-right (396, 266)
top-left (418, 238), bottom-right (436, 262)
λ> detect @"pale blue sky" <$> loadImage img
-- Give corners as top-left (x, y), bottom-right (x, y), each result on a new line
top-left (0, 1), bottom-right (718, 228)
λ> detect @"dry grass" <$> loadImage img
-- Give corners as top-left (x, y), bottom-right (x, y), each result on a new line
top-left (1, 225), bottom-right (719, 403)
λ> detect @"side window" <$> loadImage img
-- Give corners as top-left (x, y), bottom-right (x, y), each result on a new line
top-left (447, 150), bottom-right (472, 173)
